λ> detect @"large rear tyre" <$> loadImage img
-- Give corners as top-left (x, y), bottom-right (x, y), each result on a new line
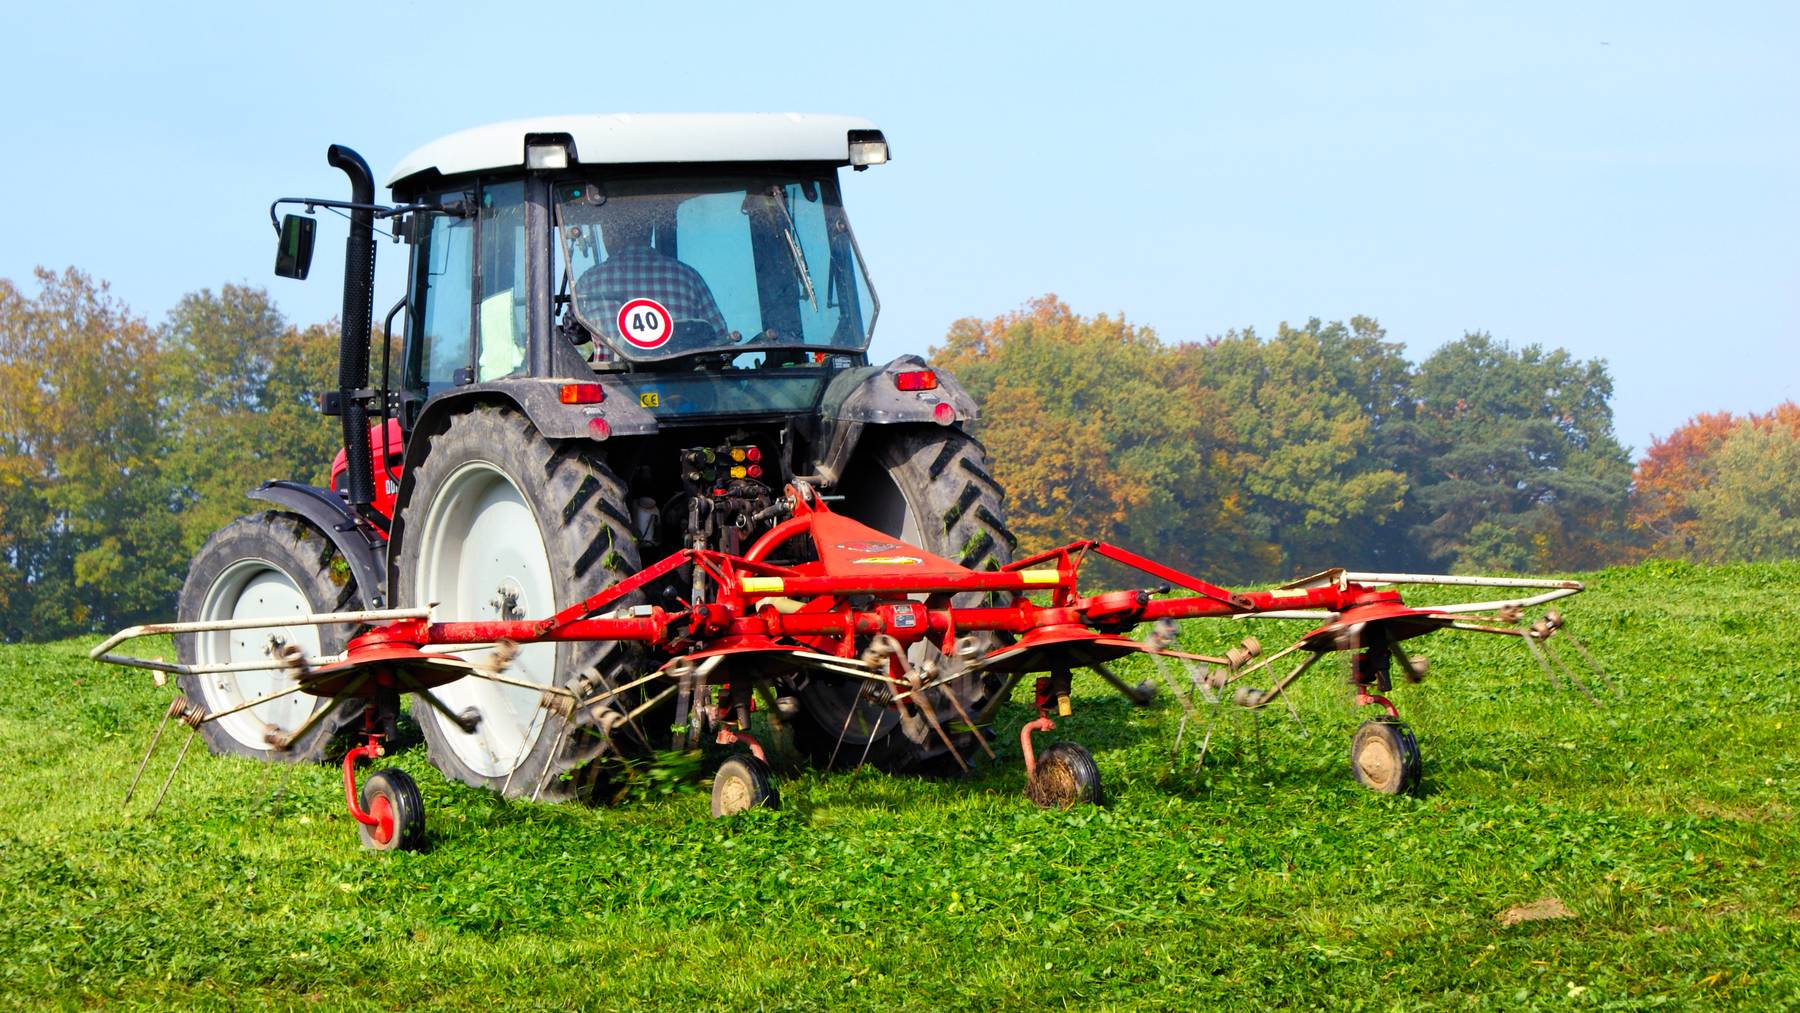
top-left (795, 427), bottom-right (1017, 771)
top-left (174, 512), bottom-right (360, 762)
top-left (393, 406), bottom-right (650, 800)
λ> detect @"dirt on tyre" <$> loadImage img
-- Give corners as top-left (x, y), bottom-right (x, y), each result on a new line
top-left (1027, 741), bottom-right (1104, 808)
top-left (175, 512), bottom-right (361, 762)
top-left (793, 426), bottom-right (1018, 772)
top-left (710, 754), bottom-right (780, 817)
top-left (392, 405), bottom-right (652, 800)
top-left (1350, 716), bottom-right (1422, 795)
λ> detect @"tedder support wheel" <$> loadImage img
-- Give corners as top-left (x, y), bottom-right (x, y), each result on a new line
top-left (359, 768), bottom-right (426, 852)
top-left (175, 512), bottom-right (360, 761)
top-left (710, 755), bottom-right (781, 817)
top-left (393, 405), bottom-right (651, 800)
top-left (1027, 741), bottom-right (1104, 809)
top-left (1350, 716), bottom-right (1422, 795)
top-left (797, 427), bottom-right (1018, 771)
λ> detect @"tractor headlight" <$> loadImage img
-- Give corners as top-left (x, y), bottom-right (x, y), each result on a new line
top-left (526, 141), bottom-right (570, 171)
top-left (848, 130), bottom-right (889, 168)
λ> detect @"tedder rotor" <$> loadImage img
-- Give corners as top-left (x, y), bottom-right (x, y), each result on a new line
top-left (87, 115), bottom-right (1610, 851)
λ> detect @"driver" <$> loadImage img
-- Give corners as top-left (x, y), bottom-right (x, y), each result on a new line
top-left (574, 201), bottom-right (731, 348)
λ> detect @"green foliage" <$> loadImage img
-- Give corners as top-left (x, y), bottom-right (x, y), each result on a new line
top-left (161, 286), bottom-right (342, 548)
top-left (0, 269), bottom-right (184, 639)
top-left (1396, 334), bottom-right (1632, 573)
top-left (3, 561), bottom-right (1798, 1007)
top-left (1688, 419), bottom-right (1800, 560)
top-left (1175, 317), bottom-right (1410, 573)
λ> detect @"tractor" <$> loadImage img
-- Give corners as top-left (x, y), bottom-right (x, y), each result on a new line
top-left (178, 114), bottom-right (1012, 798)
top-left (106, 113), bottom-right (1601, 849)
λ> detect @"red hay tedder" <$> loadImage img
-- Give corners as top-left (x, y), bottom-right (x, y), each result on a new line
top-left (88, 116), bottom-right (1607, 851)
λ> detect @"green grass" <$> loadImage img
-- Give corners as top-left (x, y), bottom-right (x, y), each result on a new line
top-left (1, 560), bottom-right (1796, 1010)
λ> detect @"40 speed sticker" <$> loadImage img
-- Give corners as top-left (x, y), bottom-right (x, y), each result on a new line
top-left (616, 297), bottom-right (673, 349)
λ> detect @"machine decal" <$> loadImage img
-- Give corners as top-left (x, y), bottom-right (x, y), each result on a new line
top-left (852, 555), bottom-right (923, 566)
top-left (836, 541), bottom-right (901, 553)
top-left (616, 298), bottom-right (673, 349)
top-left (639, 391), bottom-right (661, 408)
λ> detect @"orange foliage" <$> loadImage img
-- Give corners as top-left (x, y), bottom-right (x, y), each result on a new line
top-left (1630, 403), bottom-right (1800, 557)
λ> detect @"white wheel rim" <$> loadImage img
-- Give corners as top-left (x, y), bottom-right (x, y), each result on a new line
top-left (413, 460), bottom-right (558, 777)
top-left (195, 559), bottom-right (322, 751)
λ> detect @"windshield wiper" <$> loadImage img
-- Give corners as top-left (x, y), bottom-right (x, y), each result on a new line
top-left (765, 188), bottom-right (818, 313)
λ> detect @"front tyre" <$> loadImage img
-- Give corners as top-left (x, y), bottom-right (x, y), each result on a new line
top-left (394, 406), bottom-right (647, 800)
top-left (174, 512), bottom-right (359, 761)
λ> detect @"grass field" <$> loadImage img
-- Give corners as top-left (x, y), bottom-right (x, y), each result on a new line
top-left (1, 559), bottom-right (1795, 1010)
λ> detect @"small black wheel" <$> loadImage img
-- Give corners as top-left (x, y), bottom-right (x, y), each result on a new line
top-left (1350, 717), bottom-right (1422, 795)
top-left (1027, 741), bottom-right (1104, 809)
top-left (359, 768), bottom-right (426, 851)
top-left (711, 755), bottom-right (780, 817)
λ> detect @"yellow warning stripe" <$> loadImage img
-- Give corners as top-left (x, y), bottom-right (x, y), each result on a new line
top-left (1019, 569), bottom-right (1062, 585)
top-left (740, 577), bottom-right (785, 594)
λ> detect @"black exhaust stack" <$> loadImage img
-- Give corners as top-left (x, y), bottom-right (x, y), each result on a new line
top-left (328, 145), bottom-right (378, 512)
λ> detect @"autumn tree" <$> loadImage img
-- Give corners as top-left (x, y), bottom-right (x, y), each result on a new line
top-left (933, 297), bottom-right (1259, 576)
top-left (1631, 403), bottom-right (1800, 561)
top-left (0, 269), bottom-right (184, 639)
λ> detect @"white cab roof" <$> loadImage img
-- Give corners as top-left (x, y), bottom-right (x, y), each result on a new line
top-left (387, 113), bottom-right (881, 188)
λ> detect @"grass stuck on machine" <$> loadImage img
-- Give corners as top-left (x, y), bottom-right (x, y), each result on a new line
top-left (88, 115), bottom-right (1610, 850)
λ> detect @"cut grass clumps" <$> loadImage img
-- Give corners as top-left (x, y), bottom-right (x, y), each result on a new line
top-left (1, 559), bottom-right (1797, 1009)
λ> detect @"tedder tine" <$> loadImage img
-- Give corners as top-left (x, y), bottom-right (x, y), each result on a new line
top-left (932, 666), bottom-right (996, 761)
top-left (1541, 639), bottom-right (1602, 707)
top-left (124, 696), bottom-right (204, 808)
top-left (1559, 630), bottom-right (1620, 696)
top-left (148, 730), bottom-right (198, 818)
top-left (1090, 662), bottom-right (1157, 706)
top-left (903, 671), bottom-right (968, 772)
top-left (827, 682), bottom-right (868, 770)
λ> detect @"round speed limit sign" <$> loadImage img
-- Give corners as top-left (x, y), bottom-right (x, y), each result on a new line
top-left (616, 297), bottom-right (673, 350)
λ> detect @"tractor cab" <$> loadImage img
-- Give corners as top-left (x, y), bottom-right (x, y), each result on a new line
top-left (384, 114), bottom-right (888, 426)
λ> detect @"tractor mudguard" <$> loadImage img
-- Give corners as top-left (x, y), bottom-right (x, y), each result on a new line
top-left (247, 481), bottom-right (390, 609)
top-left (812, 355), bottom-right (980, 484)
top-left (408, 378), bottom-right (660, 444)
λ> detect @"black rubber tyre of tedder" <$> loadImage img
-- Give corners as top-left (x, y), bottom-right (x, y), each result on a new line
top-left (359, 767), bottom-right (426, 852)
top-left (1350, 716), bottom-right (1422, 796)
top-left (1027, 741), bottom-right (1104, 809)
top-left (710, 754), bottom-right (781, 817)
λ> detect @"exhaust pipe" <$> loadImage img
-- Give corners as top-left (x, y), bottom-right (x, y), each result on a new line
top-left (327, 145), bottom-right (378, 511)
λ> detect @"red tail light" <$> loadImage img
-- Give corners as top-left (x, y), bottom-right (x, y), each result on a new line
top-left (894, 370), bottom-right (938, 392)
top-left (560, 383), bottom-right (604, 404)
top-left (932, 402), bottom-right (956, 425)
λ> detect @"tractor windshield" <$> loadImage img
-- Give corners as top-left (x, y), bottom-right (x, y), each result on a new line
top-left (555, 173), bottom-right (877, 364)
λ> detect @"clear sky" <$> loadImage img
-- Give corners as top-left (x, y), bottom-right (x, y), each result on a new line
top-left (2, 1), bottom-right (1793, 453)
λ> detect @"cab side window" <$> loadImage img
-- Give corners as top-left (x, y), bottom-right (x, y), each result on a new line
top-left (477, 180), bottom-right (527, 381)
top-left (411, 196), bottom-right (475, 397)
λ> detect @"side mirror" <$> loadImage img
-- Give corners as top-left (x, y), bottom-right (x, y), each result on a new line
top-left (274, 214), bottom-right (316, 279)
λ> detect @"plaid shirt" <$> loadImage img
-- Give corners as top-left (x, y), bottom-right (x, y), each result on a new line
top-left (575, 246), bottom-right (731, 345)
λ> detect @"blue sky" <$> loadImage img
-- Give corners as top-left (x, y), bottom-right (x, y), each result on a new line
top-left (2, 1), bottom-right (1793, 453)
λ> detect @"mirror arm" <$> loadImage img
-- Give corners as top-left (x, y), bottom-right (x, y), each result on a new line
top-left (267, 197), bottom-right (455, 233)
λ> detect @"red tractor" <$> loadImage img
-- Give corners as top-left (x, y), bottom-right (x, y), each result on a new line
top-left (175, 115), bottom-right (1013, 795)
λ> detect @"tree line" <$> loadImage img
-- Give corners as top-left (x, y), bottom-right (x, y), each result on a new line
top-left (1, 272), bottom-right (1794, 641)
top-left (933, 296), bottom-right (1798, 580)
